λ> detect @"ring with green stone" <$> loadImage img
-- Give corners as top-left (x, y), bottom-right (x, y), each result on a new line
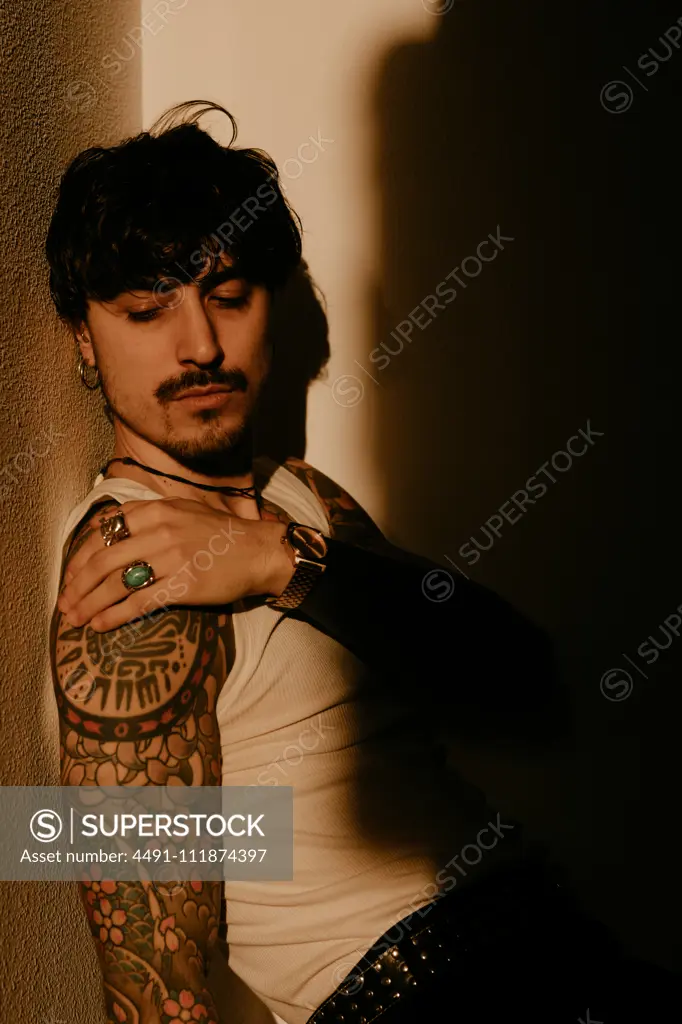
top-left (121, 560), bottom-right (156, 591)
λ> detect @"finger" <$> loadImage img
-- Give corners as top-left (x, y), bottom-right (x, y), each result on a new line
top-left (64, 499), bottom-right (162, 580)
top-left (65, 557), bottom-right (168, 629)
top-left (60, 537), bottom-right (168, 618)
top-left (63, 512), bottom-right (116, 582)
top-left (88, 581), bottom-right (172, 633)
top-left (59, 502), bottom-right (171, 608)
top-left (63, 572), bottom-right (131, 628)
top-left (116, 498), bottom-right (167, 521)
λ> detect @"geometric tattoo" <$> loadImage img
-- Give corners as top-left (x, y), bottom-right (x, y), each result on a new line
top-left (51, 607), bottom-right (227, 746)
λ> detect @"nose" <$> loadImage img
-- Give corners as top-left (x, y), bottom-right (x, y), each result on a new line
top-left (174, 287), bottom-right (224, 367)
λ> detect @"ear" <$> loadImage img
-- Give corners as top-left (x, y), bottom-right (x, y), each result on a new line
top-left (73, 321), bottom-right (96, 367)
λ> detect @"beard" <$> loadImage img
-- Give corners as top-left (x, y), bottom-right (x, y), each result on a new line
top-left (101, 378), bottom-right (258, 478)
top-left (158, 413), bottom-right (254, 476)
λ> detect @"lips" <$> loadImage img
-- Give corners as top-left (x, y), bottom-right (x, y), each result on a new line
top-left (173, 384), bottom-right (234, 400)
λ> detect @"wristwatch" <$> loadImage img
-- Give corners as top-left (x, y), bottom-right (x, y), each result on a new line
top-left (265, 521), bottom-right (328, 610)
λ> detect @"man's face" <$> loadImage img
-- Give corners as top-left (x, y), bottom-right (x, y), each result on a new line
top-left (80, 258), bottom-right (271, 469)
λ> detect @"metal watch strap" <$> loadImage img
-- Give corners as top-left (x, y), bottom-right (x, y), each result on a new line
top-left (266, 558), bottom-right (326, 610)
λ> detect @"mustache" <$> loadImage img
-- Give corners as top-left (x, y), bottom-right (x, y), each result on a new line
top-left (156, 368), bottom-right (248, 403)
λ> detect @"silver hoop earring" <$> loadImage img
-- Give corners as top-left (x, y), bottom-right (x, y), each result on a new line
top-left (78, 356), bottom-right (100, 390)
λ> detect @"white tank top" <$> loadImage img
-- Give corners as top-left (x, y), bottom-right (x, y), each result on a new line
top-left (54, 458), bottom-right (519, 1024)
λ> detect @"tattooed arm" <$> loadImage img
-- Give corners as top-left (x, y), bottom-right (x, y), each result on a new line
top-left (281, 459), bottom-right (558, 722)
top-left (50, 500), bottom-right (235, 1024)
top-left (281, 456), bottom-right (429, 560)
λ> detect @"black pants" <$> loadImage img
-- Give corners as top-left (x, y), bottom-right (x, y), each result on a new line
top-left (309, 863), bottom-right (680, 1024)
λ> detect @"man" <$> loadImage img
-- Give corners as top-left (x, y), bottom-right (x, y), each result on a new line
top-left (47, 101), bottom-right (674, 1024)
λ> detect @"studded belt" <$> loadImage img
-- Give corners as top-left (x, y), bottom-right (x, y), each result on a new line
top-left (306, 858), bottom-right (577, 1024)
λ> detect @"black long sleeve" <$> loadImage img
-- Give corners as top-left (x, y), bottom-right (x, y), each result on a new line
top-left (290, 538), bottom-right (563, 735)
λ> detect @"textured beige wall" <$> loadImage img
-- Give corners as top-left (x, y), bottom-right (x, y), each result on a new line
top-left (0, 0), bottom-right (140, 1018)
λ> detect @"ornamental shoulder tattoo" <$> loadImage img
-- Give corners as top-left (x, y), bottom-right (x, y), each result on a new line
top-left (282, 456), bottom-right (426, 565)
top-left (282, 456), bottom-right (386, 548)
top-left (50, 500), bottom-right (235, 1024)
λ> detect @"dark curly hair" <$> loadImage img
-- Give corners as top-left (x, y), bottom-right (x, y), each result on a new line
top-left (45, 100), bottom-right (303, 327)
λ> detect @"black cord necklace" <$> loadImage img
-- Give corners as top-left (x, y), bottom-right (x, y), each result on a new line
top-left (99, 456), bottom-right (260, 502)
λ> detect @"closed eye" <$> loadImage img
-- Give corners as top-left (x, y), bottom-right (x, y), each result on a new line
top-left (211, 295), bottom-right (249, 309)
top-left (126, 294), bottom-right (249, 323)
top-left (127, 308), bottom-right (160, 322)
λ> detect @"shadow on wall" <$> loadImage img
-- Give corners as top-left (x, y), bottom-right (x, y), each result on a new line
top-left (254, 259), bottom-right (331, 463)
top-left (367, 0), bottom-right (681, 974)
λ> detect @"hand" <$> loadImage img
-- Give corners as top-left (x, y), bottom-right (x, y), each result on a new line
top-left (57, 497), bottom-right (295, 632)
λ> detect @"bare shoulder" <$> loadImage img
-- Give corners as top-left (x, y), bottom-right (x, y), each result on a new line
top-left (50, 499), bottom-right (235, 782)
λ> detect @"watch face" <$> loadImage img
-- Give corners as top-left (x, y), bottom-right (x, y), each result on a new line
top-left (290, 524), bottom-right (327, 559)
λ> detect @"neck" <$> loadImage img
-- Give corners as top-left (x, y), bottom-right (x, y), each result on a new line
top-left (105, 424), bottom-right (259, 515)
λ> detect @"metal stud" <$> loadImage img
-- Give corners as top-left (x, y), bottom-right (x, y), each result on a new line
top-left (390, 948), bottom-right (399, 957)
top-left (420, 952), bottom-right (428, 960)
top-left (400, 964), bottom-right (409, 972)
top-left (365, 991), bottom-right (373, 999)
top-left (392, 992), bottom-right (401, 1000)
top-left (381, 977), bottom-right (391, 986)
